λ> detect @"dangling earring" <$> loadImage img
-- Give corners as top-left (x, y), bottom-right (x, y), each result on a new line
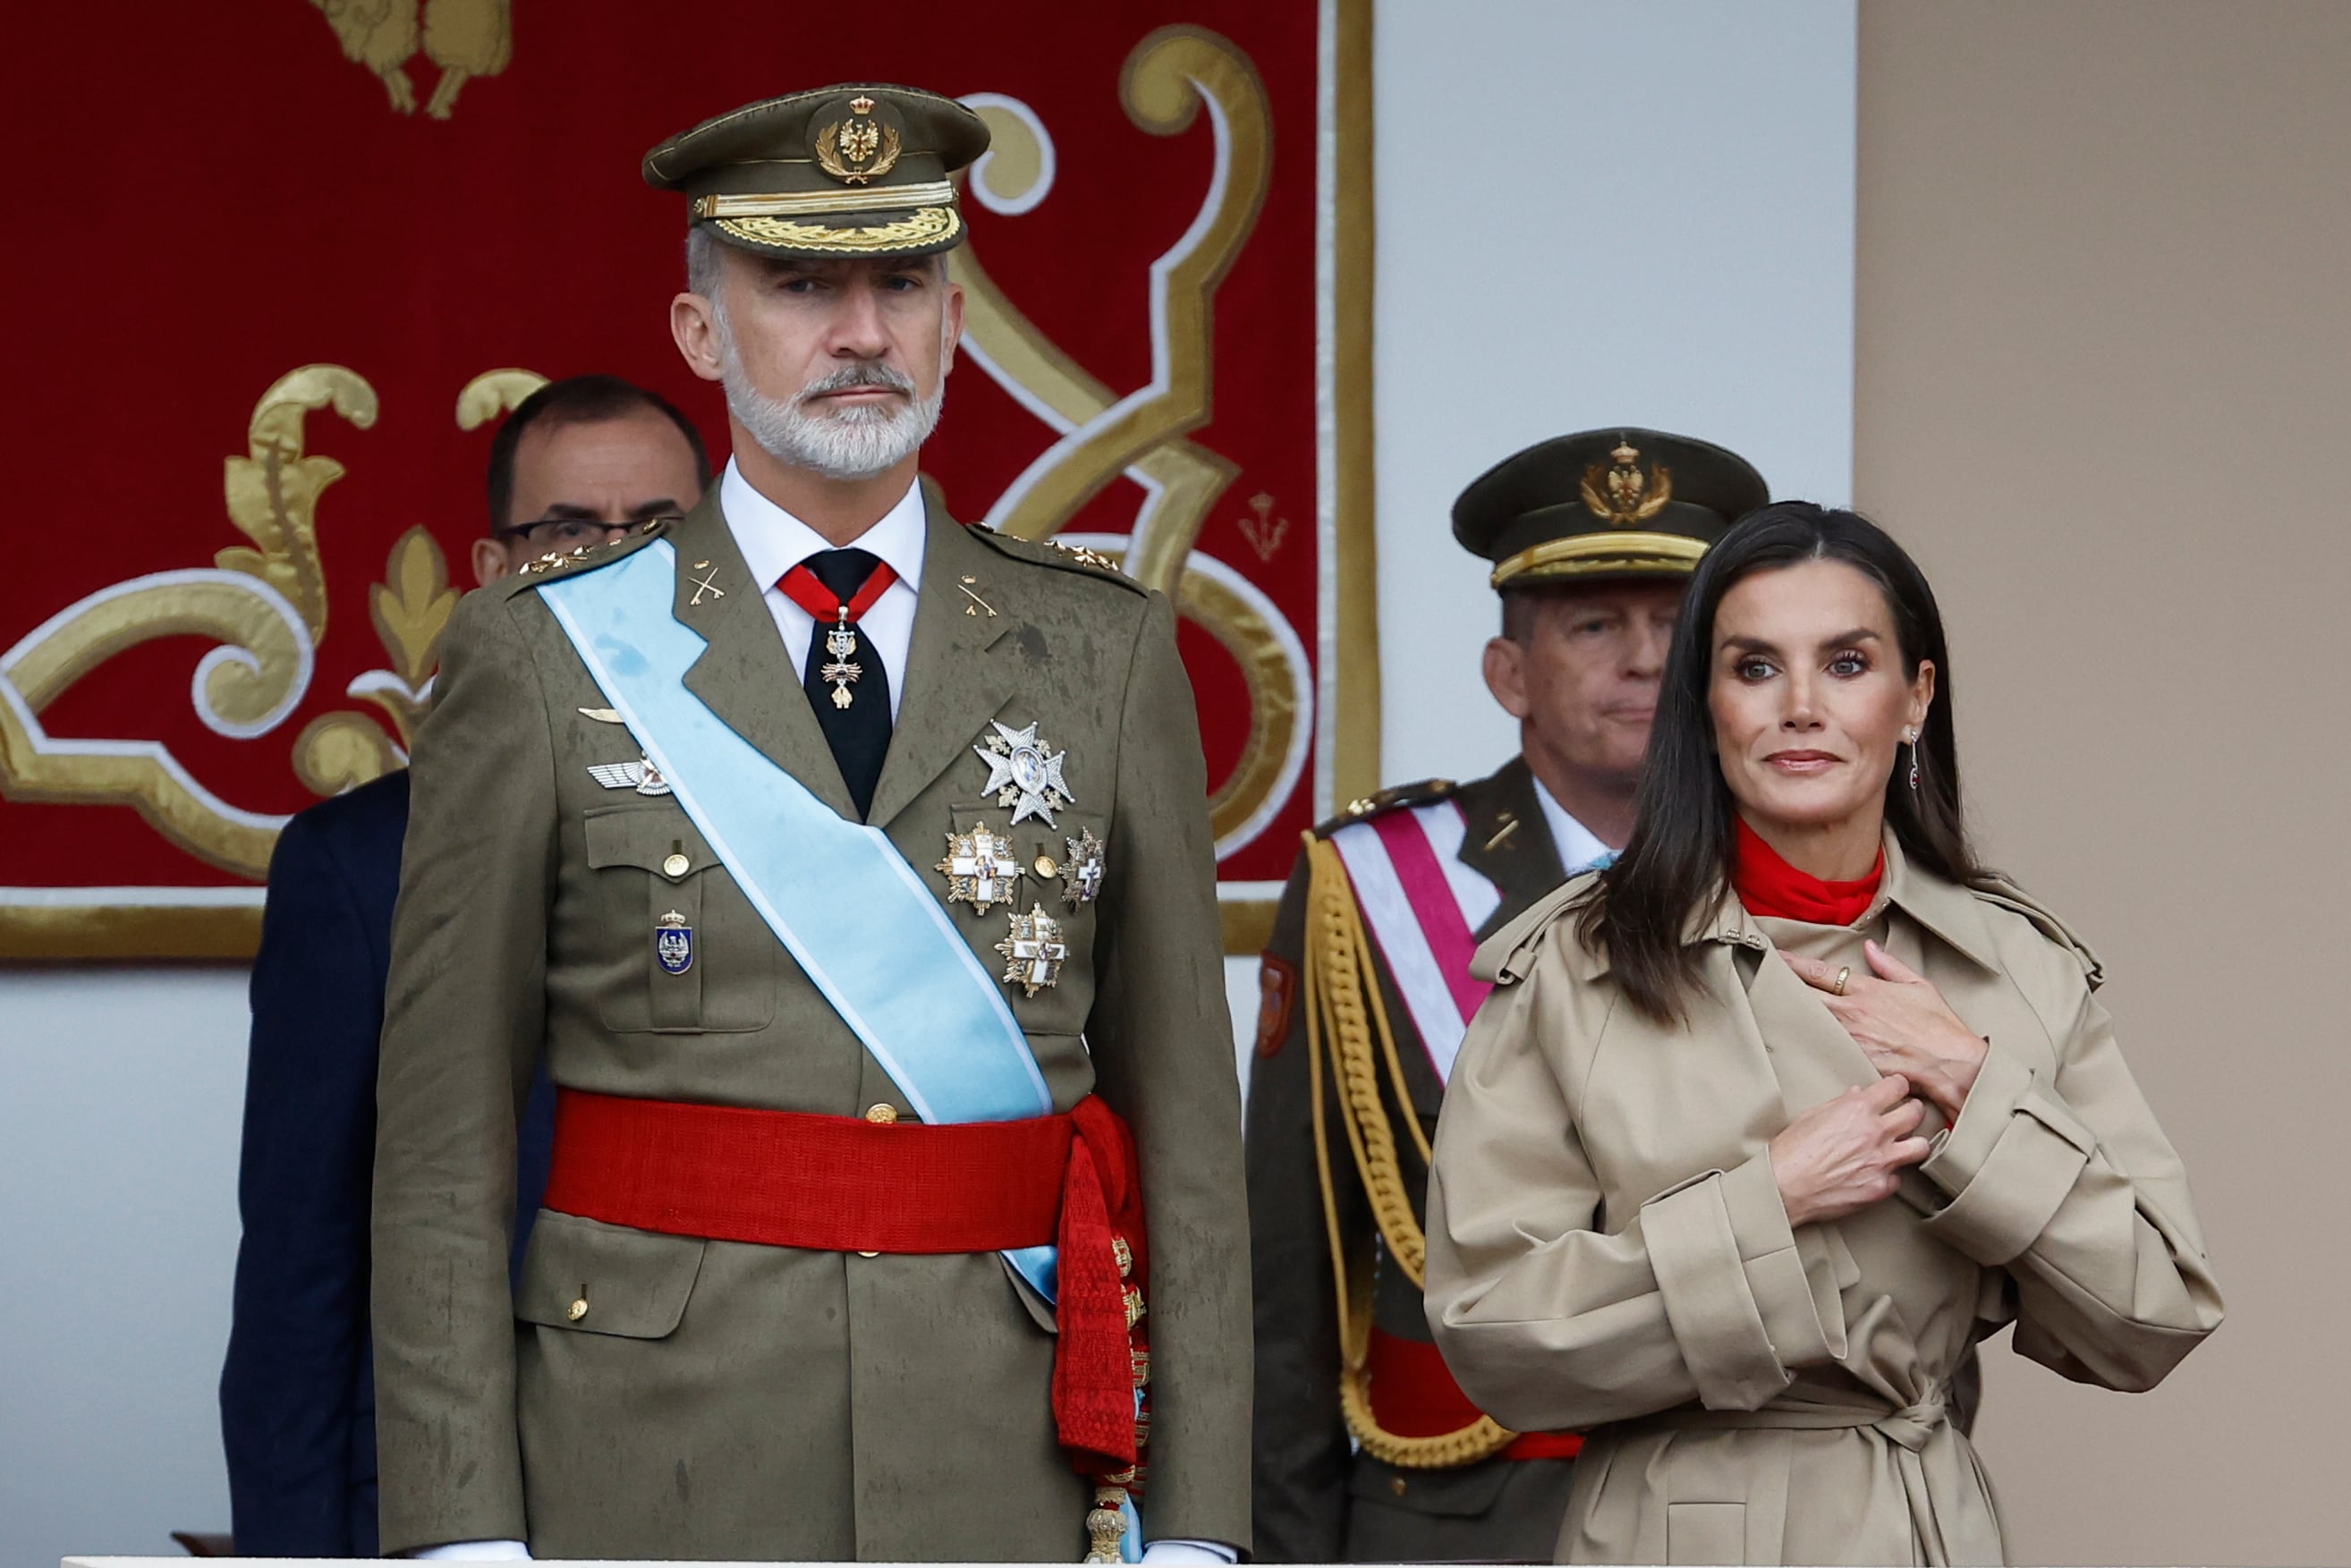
top-left (1905, 729), bottom-right (1922, 792)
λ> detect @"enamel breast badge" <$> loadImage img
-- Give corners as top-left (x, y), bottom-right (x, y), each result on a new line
top-left (938, 823), bottom-right (1021, 915)
top-left (974, 719), bottom-right (1074, 826)
top-left (1061, 826), bottom-right (1105, 908)
top-left (997, 904), bottom-right (1070, 996)
top-left (655, 910), bottom-right (694, 975)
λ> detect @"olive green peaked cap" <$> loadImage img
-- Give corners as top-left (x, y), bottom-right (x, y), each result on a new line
top-left (1453, 427), bottom-right (1770, 589)
top-left (644, 84), bottom-right (990, 260)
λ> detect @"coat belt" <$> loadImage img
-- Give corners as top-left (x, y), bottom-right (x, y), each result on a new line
top-left (1622, 1393), bottom-right (1948, 1451)
top-left (541, 1087), bottom-right (1151, 1471)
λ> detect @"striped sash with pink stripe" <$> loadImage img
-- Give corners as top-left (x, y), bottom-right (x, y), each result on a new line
top-left (1326, 800), bottom-right (1503, 1085)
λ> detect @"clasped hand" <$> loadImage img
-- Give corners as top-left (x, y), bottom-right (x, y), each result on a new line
top-left (1767, 940), bottom-right (1989, 1226)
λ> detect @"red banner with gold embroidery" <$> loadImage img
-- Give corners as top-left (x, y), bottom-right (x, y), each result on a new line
top-left (0, 1), bottom-right (1374, 957)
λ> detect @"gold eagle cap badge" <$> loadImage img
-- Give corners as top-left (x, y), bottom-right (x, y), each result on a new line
top-left (1580, 439), bottom-right (1674, 529)
top-left (814, 95), bottom-right (903, 186)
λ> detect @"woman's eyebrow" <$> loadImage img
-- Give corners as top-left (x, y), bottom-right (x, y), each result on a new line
top-left (1719, 627), bottom-right (1884, 655)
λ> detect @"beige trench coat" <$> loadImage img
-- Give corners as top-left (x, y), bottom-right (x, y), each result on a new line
top-left (1422, 835), bottom-right (2221, 1565)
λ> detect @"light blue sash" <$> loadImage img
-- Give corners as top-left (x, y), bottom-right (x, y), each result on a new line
top-left (539, 541), bottom-right (1061, 1299)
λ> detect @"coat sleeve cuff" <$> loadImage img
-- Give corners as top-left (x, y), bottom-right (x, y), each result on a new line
top-left (1918, 1041), bottom-right (2096, 1265)
top-left (1642, 1151), bottom-right (1843, 1410)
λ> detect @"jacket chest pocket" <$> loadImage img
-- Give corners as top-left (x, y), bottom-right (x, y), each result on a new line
top-left (939, 801), bottom-right (1106, 1033)
top-left (583, 806), bottom-right (776, 1034)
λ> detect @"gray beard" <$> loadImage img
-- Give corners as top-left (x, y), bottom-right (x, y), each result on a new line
top-left (717, 323), bottom-right (944, 481)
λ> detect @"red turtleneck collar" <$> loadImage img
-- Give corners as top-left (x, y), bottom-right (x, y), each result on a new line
top-left (1733, 817), bottom-right (1884, 927)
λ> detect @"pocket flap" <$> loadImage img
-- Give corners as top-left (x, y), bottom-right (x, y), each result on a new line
top-left (515, 1209), bottom-right (708, 1339)
top-left (584, 806), bottom-right (718, 880)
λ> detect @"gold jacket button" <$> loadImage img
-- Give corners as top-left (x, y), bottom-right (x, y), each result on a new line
top-left (1034, 854), bottom-right (1059, 878)
top-left (863, 1103), bottom-right (899, 1125)
top-left (1388, 1475), bottom-right (1407, 1497)
top-left (662, 852), bottom-right (691, 877)
top-left (567, 1297), bottom-right (589, 1322)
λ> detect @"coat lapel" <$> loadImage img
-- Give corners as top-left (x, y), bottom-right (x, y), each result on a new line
top-left (1456, 759), bottom-right (1571, 943)
top-left (864, 506), bottom-right (1022, 829)
top-left (666, 494), bottom-right (860, 820)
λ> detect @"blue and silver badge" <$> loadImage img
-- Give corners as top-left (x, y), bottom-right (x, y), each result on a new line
top-left (655, 910), bottom-right (694, 975)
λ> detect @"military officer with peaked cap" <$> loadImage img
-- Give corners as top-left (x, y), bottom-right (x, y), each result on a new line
top-left (372, 83), bottom-right (1250, 1563)
top-left (1244, 429), bottom-right (1771, 1562)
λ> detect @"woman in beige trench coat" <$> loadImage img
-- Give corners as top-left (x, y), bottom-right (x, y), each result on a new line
top-left (1422, 504), bottom-right (2222, 1565)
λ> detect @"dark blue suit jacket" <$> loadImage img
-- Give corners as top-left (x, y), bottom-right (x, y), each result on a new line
top-left (219, 770), bottom-right (556, 1556)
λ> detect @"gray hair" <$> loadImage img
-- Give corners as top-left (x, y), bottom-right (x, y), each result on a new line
top-left (684, 225), bottom-right (724, 301)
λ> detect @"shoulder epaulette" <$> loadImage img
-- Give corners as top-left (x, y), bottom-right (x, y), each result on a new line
top-left (497, 516), bottom-right (672, 597)
top-left (1478, 874), bottom-right (1594, 986)
top-left (963, 527), bottom-right (1150, 596)
top-left (1311, 777), bottom-right (1460, 838)
top-left (1971, 872), bottom-right (2106, 988)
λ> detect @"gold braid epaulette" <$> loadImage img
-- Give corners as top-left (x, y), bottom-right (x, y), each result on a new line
top-left (1302, 833), bottom-right (1517, 1469)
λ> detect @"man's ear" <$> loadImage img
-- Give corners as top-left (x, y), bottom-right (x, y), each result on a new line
top-left (1483, 635), bottom-right (1533, 720)
top-left (940, 280), bottom-right (965, 376)
top-left (472, 537), bottom-right (512, 588)
top-left (671, 292), bottom-right (725, 384)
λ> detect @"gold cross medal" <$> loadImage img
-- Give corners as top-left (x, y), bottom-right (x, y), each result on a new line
top-left (654, 910), bottom-right (694, 975)
top-left (1061, 826), bottom-right (1106, 908)
top-left (997, 903), bottom-right (1070, 996)
top-left (973, 720), bottom-right (1074, 826)
top-left (820, 623), bottom-right (862, 709)
top-left (937, 823), bottom-right (1020, 915)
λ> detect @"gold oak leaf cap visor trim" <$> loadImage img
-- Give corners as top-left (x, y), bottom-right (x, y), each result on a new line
top-left (643, 83), bottom-right (990, 260)
top-left (1451, 426), bottom-right (1771, 589)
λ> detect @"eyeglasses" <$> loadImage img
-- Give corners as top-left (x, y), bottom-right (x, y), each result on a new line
top-left (497, 514), bottom-right (687, 551)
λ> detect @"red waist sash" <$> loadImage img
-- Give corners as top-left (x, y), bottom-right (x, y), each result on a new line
top-left (543, 1087), bottom-right (1148, 1472)
top-left (1366, 1326), bottom-right (1583, 1462)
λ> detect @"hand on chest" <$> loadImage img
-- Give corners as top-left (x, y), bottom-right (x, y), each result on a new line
top-left (1574, 923), bottom-right (2048, 1208)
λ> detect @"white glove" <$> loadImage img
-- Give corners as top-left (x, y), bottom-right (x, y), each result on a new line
top-left (1140, 1541), bottom-right (1238, 1564)
top-left (412, 1540), bottom-right (532, 1560)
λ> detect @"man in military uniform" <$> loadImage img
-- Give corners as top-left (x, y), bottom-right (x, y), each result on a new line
top-left (1245, 429), bottom-right (1769, 1562)
top-left (371, 85), bottom-right (1248, 1563)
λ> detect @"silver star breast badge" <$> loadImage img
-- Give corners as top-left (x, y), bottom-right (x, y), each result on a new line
top-left (937, 823), bottom-right (1020, 915)
top-left (996, 903), bottom-right (1070, 996)
top-left (973, 719), bottom-right (1074, 826)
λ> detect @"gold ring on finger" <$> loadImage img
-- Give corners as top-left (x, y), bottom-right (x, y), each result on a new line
top-left (1832, 966), bottom-right (1851, 996)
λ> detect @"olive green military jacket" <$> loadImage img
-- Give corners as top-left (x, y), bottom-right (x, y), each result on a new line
top-left (370, 493), bottom-right (1250, 1561)
top-left (1425, 835), bottom-right (2223, 1564)
top-left (1245, 761), bottom-right (1581, 1564)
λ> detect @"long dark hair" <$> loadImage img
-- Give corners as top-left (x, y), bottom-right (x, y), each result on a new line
top-left (1576, 502), bottom-right (1987, 1021)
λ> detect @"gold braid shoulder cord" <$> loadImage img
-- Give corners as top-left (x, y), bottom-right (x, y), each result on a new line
top-left (1302, 834), bottom-right (1517, 1468)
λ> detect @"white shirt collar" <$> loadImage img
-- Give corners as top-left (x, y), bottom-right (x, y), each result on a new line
top-left (718, 459), bottom-right (928, 594)
top-left (1528, 772), bottom-right (1615, 875)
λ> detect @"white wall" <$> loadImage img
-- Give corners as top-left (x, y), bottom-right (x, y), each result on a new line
top-left (1374, 0), bottom-right (1857, 784)
top-left (0, 968), bottom-right (250, 1567)
top-left (0, 5), bottom-right (1860, 1562)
